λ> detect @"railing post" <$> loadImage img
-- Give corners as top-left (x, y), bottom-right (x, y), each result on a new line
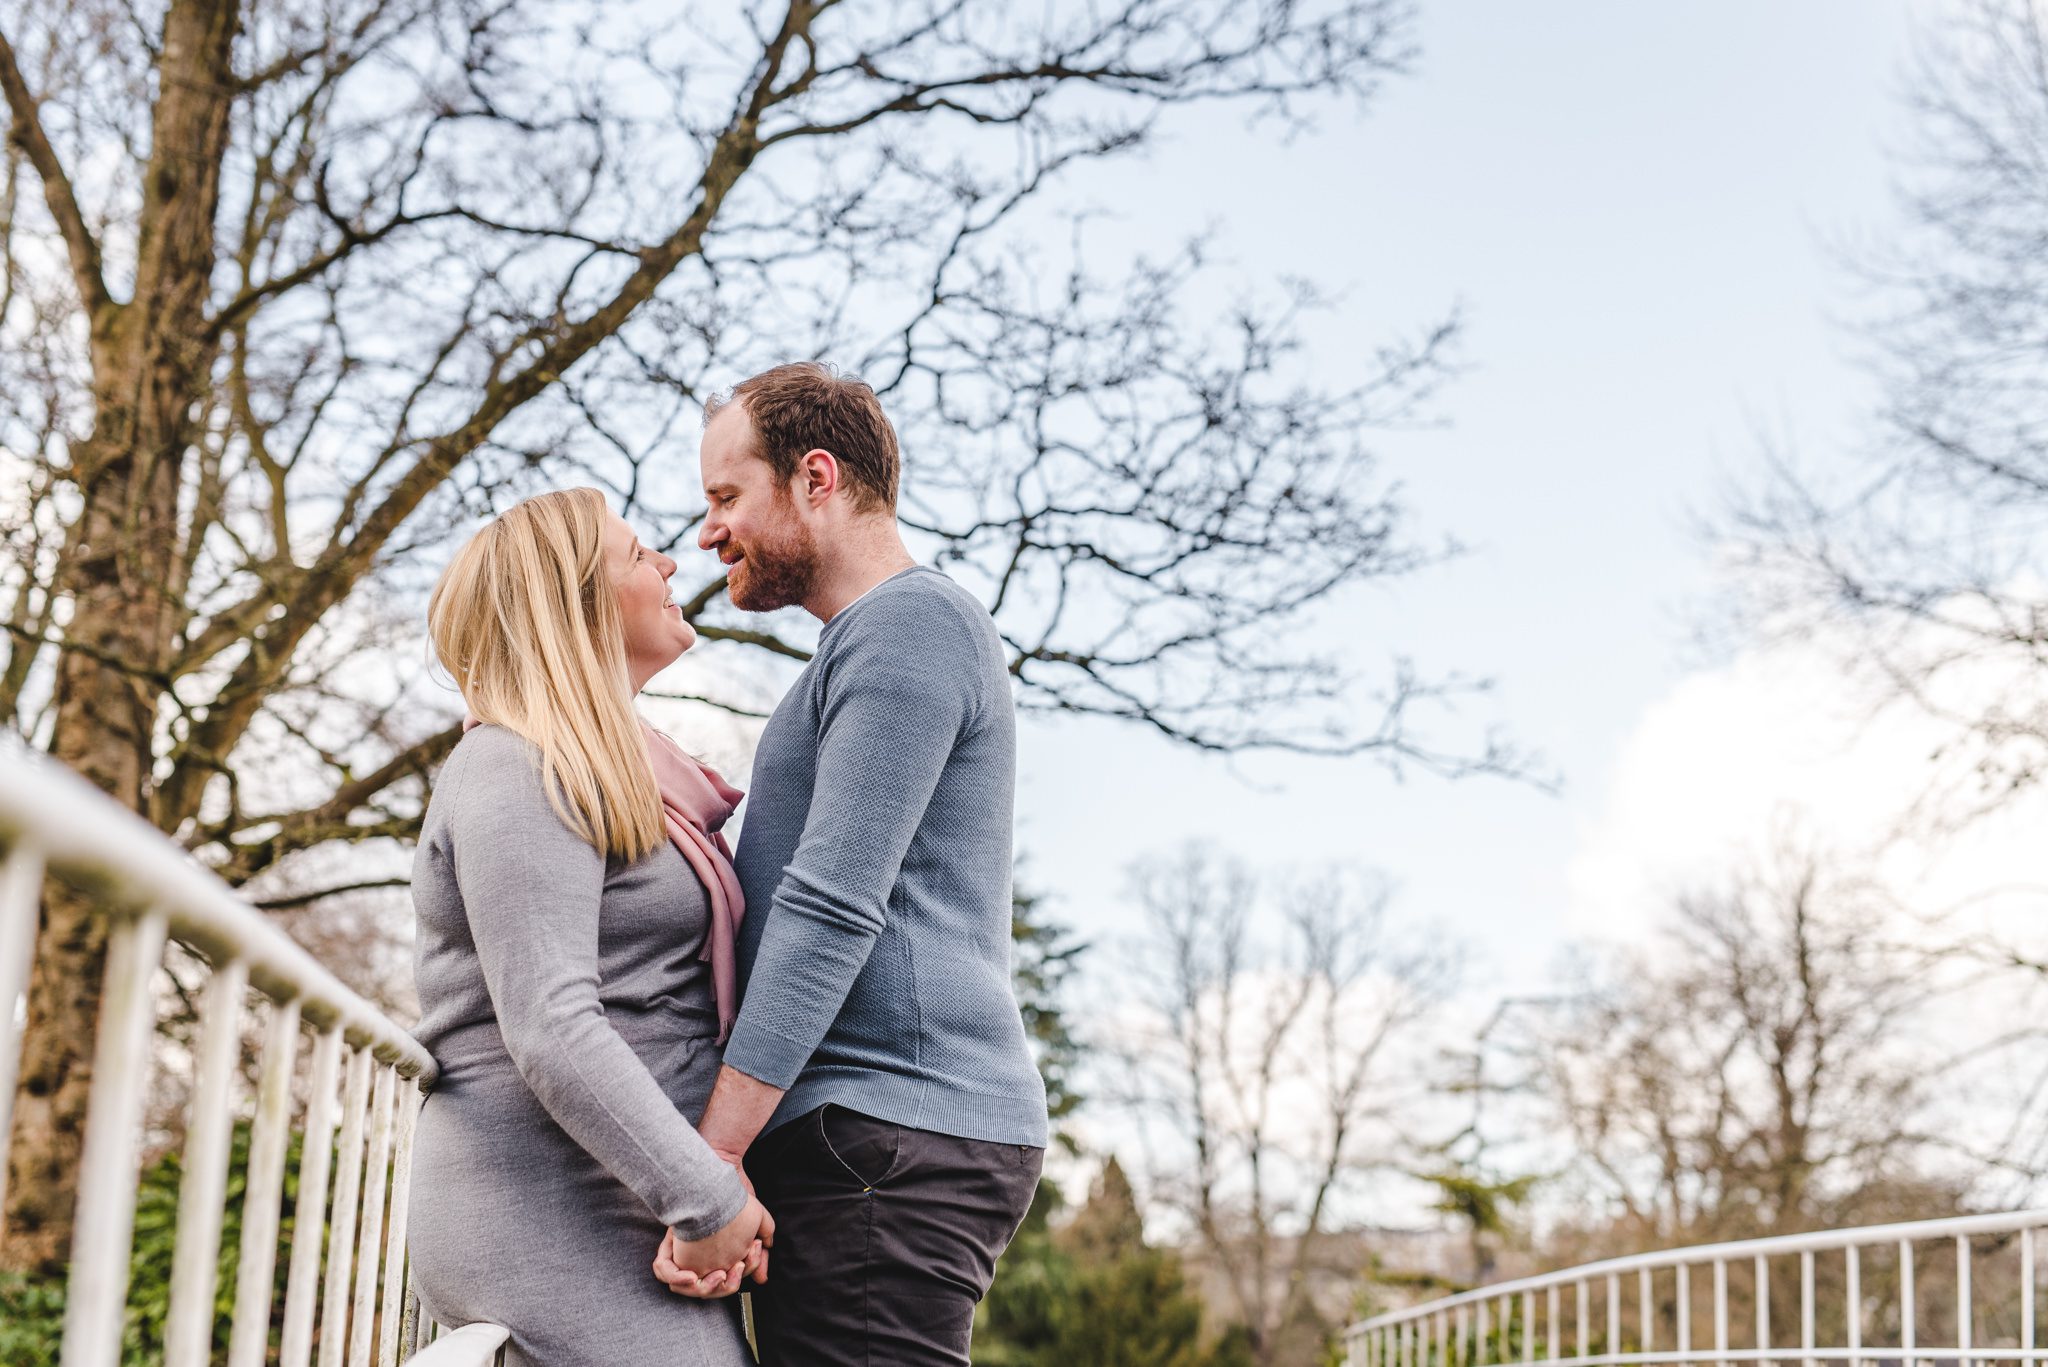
top-left (1799, 1249), bottom-right (1814, 1367)
top-left (1639, 1267), bottom-right (1652, 1356)
top-left (349, 1064), bottom-right (399, 1367)
top-left (1899, 1241), bottom-right (1914, 1367)
top-left (165, 956), bottom-right (252, 1367)
top-left (280, 1027), bottom-right (344, 1367)
top-left (1678, 1263), bottom-right (1691, 1364)
top-left (59, 907), bottom-right (169, 1367)
top-left (1845, 1245), bottom-right (1860, 1367)
top-left (320, 1045), bottom-right (376, 1367)
top-left (2024, 1230), bottom-right (2036, 1358)
top-left (379, 1081), bottom-right (424, 1367)
top-left (1607, 1274), bottom-right (1620, 1362)
top-left (0, 840), bottom-right (45, 1240)
top-left (1953, 1237), bottom-right (1969, 1367)
top-left (229, 995), bottom-right (303, 1367)
top-left (1713, 1259), bottom-right (1728, 1367)
top-left (1755, 1254), bottom-right (1769, 1367)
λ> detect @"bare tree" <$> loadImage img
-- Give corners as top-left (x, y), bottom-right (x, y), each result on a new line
top-left (0, 0), bottom-right (1533, 1269)
top-left (1107, 848), bottom-right (1455, 1366)
top-left (1528, 847), bottom-right (2030, 1258)
top-left (1717, 0), bottom-right (2048, 826)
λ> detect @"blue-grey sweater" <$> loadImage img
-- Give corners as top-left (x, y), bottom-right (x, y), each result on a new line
top-left (724, 566), bottom-right (1049, 1148)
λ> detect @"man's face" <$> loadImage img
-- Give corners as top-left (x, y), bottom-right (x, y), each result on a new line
top-left (697, 403), bottom-right (822, 612)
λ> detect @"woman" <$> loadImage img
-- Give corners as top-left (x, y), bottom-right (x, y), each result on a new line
top-left (407, 487), bottom-right (768, 1365)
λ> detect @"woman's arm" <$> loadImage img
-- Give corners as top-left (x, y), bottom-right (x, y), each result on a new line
top-left (441, 730), bottom-right (746, 1239)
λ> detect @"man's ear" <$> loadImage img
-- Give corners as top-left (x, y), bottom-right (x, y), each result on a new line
top-left (798, 448), bottom-right (840, 506)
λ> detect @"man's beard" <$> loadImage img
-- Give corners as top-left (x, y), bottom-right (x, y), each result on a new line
top-left (726, 505), bottom-right (822, 612)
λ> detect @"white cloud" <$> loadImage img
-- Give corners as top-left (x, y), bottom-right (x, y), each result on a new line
top-left (1568, 633), bottom-right (2048, 950)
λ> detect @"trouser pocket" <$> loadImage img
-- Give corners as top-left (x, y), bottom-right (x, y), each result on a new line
top-left (816, 1103), bottom-right (902, 1189)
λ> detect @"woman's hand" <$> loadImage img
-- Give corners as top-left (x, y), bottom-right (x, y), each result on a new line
top-left (653, 1193), bottom-right (774, 1297)
top-left (652, 1234), bottom-right (754, 1298)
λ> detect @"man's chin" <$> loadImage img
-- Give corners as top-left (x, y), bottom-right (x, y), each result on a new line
top-left (727, 574), bottom-right (795, 614)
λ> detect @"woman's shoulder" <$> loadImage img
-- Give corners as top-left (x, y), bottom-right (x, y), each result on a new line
top-left (430, 725), bottom-right (549, 823)
top-left (446, 722), bottom-right (539, 770)
top-left (428, 726), bottom-right (604, 866)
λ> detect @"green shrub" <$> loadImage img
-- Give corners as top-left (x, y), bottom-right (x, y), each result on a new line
top-left (0, 1121), bottom-right (309, 1366)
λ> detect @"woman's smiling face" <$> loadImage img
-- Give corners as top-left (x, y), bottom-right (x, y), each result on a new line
top-left (604, 512), bottom-right (695, 690)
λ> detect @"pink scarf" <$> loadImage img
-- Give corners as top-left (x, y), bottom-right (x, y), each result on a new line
top-left (640, 722), bottom-right (748, 1043)
top-left (461, 716), bottom-right (748, 1042)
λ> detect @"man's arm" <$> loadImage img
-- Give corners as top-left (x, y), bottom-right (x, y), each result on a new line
top-left (706, 597), bottom-right (982, 1134)
top-left (696, 1064), bottom-right (786, 1169)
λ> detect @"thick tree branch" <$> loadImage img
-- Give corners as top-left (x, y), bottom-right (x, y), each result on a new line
top-left (0, 25), bottom-right (111, 318)
top-left (192, 721), bottom-right (462, 883)
top-left (151, 0), bottom-right (825, 830)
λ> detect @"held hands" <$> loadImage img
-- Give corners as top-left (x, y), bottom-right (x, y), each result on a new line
top-left (652, 1190), bottom-right (774, 1299)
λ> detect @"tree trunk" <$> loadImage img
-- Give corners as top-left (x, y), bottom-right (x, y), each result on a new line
top-left (1, 0), bottom-right (238, 1274)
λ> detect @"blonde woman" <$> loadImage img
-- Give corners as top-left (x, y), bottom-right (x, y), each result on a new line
top-left (406, 488), bottom-right (769, 1365)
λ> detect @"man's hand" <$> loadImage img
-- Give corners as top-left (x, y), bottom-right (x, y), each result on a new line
top-left (653, 1193), bottom-right (775, 1297)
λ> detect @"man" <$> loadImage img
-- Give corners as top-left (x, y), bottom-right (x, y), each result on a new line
top-left (655, 362), bottom-right (1048, 1364)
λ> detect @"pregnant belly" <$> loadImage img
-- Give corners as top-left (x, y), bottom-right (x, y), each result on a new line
top-left (406, 1076), bottom-right (665, 1326)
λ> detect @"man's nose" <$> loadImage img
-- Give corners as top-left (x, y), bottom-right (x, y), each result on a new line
top-left (697, 518), bottom-right (722, 551)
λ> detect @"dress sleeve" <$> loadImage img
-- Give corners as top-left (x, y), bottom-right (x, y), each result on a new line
top-left (443, 731), bottom-right (745, 1237)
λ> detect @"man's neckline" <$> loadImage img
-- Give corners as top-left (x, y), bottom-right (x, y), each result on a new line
top-left (822, 564), bottom-right (926, 628)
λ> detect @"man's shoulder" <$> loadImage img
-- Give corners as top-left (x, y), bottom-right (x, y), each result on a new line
top-left (838, 567), bottom-right (996, 650)
top-left (816, 570), bottom-right (1004, 712)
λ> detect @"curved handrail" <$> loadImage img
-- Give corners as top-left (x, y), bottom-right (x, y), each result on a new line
top-left (1345, 1208), bottom-right (2048, 1367)
top-left (0, 744), bottom-right (482, 1365)
top-left (0, 744), bottom-right (433, 1081)
top-left (403, 1323), bottom-right (513, 1367)
top-left (1349, 1209), bottom-right (2048, 1333)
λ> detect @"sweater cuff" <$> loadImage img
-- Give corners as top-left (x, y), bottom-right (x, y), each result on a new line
top-left (666, 1162), bottom-right (748, 1240)
top-left (721, 1016), bottom-right (811, 1091)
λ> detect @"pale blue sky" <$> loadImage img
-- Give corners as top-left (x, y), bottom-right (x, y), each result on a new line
top-left (1004, 0), bottom-right (1923, 990)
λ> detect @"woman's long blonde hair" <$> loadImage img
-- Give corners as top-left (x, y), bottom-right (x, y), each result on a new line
top-left (428, 487), bottom-right (665, 861)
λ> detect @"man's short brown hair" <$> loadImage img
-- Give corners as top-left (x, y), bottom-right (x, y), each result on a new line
top-left (706, 362), bottom-right (900, 512)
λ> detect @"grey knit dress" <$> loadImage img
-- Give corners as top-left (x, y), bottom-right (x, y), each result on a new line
top-left (406, 724), bottom-right (752, 1366)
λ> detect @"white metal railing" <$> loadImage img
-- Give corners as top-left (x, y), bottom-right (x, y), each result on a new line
top-left (1346, 1211), bottom-right (2048, 1367)
top-left (0, 747), bottom-right (508, 1366)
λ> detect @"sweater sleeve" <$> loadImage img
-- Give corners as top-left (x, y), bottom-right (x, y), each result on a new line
top-left (442, 730), bottom-right (745, 1237)
top-left (720, 598), bottom-right (980, 1089)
